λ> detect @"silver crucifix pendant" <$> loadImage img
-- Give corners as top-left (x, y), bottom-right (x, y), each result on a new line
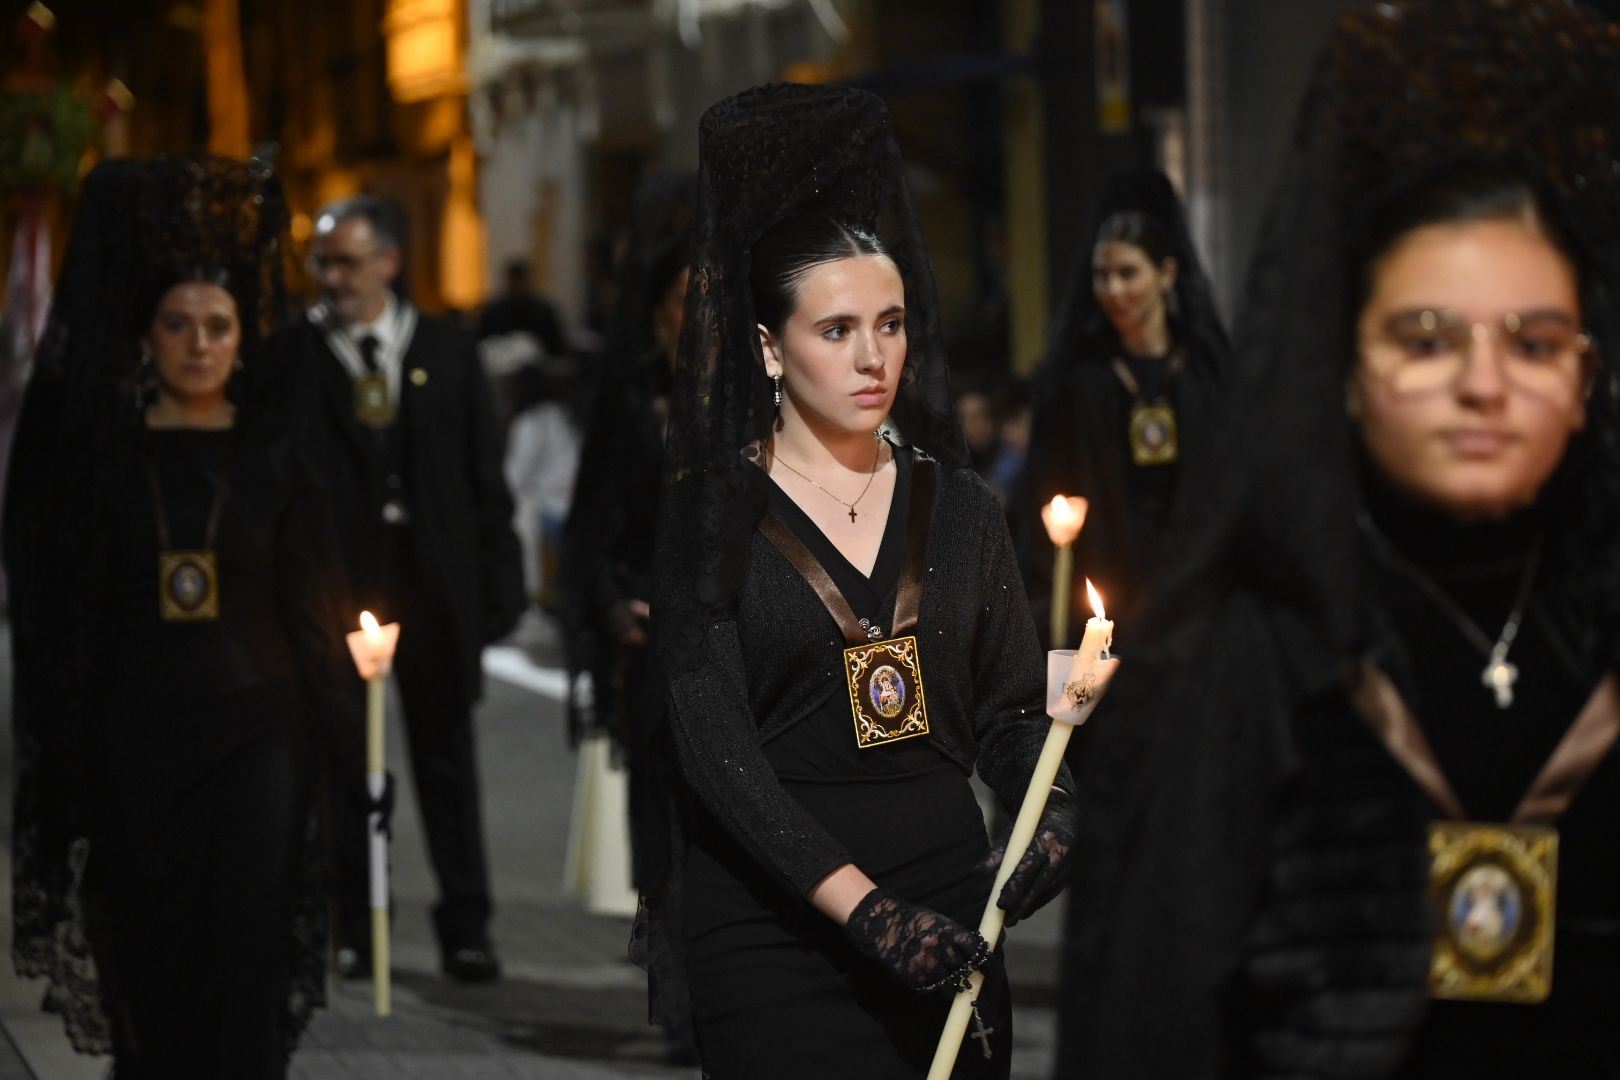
top-left (1482, 647), bottom-right (1519, 710)
top-left (969, 1001), bottom-right (995, 1060)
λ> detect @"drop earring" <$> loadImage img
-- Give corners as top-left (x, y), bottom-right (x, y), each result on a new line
top-left (773, 373), bottom-right (784, 432)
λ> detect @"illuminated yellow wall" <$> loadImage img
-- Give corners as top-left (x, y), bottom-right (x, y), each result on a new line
top-left (386, 0), bottom-right (468, 104)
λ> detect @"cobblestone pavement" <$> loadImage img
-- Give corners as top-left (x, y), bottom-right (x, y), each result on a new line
top-left (0, 616), bottom-right (1062, 1078)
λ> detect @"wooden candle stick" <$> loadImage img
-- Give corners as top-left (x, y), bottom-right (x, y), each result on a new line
top-left (927, 582), bottom-right (1116, 1078)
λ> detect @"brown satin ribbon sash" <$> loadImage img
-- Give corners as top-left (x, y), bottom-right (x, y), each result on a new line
top-left (1514, 676), bottom-right (1620, 825)
top-left (759, 457), bottom-right (938, 749)
top-left (1351, 660), bottom-right (1620, 825)
top-left (758, 457), bottom-right (936, 646)
top-left (1349, 661), bottom-right (1468, 821)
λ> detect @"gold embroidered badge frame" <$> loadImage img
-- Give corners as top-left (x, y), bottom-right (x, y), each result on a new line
top-left (354, 373), bottom-right (395, 428)
top-left (1428, 821), bottom-right (1557, 1004)
top-left (844, 635), bottom-right (930, 748)
top-left (158, 550), bottom-right (220, 622)
top-left (1127, 402), bottom-right (1178, 466)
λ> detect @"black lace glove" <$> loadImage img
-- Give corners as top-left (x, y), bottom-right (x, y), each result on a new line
top-left (985, 787), bottom-right (1078, 927)
top-left (843, 887), bottom-right (990, 994)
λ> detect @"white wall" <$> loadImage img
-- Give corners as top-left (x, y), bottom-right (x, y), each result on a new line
top-left (477, 93), bottom-right (591, 334)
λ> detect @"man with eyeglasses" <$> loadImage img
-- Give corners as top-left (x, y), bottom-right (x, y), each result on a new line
top-left (274, 195), bottom-right (524, 985)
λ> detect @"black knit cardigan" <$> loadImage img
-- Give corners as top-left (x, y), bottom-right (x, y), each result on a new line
top-left (648, 455), bottom-right (1074, 1023)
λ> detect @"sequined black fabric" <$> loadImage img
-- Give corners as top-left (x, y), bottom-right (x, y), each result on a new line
top-left (671, 465), bottom-right (1065, 885)
top-left (650, 462), bottom-right (1068, 1028)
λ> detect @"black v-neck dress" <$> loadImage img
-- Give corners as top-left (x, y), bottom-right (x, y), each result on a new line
top-left (682, 451), bottom-right (1011, 1079)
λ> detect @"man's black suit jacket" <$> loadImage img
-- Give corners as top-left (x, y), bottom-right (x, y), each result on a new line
top-left (271, 310), bottom-right (525, 702)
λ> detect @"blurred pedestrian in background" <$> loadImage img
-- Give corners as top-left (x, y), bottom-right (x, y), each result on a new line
top-left (479, 261), bottom-right (580, 616)
top-left (6, 154), bottom-right (348, 1079)
top-left (273, 194), bottom-right (525, 985)
top-left (1022, 168), bottom-right (1231, 642)
top-left (478, 258), bottom-right (568, 370)
top-left (956, 379), bottom-right (1030, 511)
top-left (501, 354), bottom-right (581, 615)
top-left (562, 170), bottom-right (694, 868)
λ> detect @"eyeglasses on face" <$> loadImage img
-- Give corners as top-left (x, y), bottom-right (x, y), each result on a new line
top-left (1361, 307), bottom-right (1592, 396)
top-left (308, 248), bottom-right (385, 274)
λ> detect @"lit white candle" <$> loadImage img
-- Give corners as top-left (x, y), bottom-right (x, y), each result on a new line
top-left (1041, 496), bottom-right (1088, 649)
top-left (345, 610), bottom-right (400, 1017)
top-left (1076, 578), bottom-right (1114, 669)
top-left (928, 583), bottom-right (1118, 1076)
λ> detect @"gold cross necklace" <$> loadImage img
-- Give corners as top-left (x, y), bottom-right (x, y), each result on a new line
top-left (772, 436), bottom-right (884, 523)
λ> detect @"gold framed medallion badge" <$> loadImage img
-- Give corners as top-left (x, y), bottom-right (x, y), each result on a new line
top-left (354, 373), bottom-right (395, 428)
top-left (1128, 402), bottom-right (1178, 466)
top-left (1428, 821), bottom-right (1557, 1004)
top-left (845, 635), bottom-right (929, 749)
top-left (158, 550), bottom-right (220, 622)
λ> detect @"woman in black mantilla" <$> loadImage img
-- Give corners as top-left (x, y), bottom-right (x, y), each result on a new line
top-left (6, 155), bottom-right (350, 1078)
top-left (562, 172), bottom-right (694, 892)
top-left (1060, 3), bottom-right (1620, 1076)
top-left (648, 84), bottom-right (1078, 1078)
top-left (1022, 168), bottom-right (1229, 637)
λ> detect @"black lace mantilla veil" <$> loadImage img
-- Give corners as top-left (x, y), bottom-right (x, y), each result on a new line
top-left (653, 83), bottom-right (965, 677)
top-left (1218, 0), bottom-right (1620, 688)
top-left (6, 154), bottom-right (324, 1058)
top-left (612, 171), bottom-right (698, 378)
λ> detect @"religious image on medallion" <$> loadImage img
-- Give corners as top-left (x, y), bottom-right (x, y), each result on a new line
top-left (1448, 863), bottom-right (1523, 962)
top-left (869, 665), bottom-right (906, 719)
top-left (158, 550), bottom-right (220, 622)
top-left (170, 562), bottom-right (208, 609)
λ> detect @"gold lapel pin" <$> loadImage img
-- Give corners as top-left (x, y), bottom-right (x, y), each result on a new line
top-left (409, 368), bottom-right (428, 386)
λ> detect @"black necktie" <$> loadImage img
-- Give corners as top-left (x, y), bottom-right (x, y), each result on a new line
top-left (358, 334), bottom-right (381, 374)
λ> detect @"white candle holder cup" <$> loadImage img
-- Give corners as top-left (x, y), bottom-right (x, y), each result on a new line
top-left (345, 621), bottom-right (401, 681)
top-left (1046, 648), bottom-right (1120, 726)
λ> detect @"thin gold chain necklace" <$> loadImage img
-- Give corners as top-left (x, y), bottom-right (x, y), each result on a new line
top-left (773, 437), bottom-right (884, 524)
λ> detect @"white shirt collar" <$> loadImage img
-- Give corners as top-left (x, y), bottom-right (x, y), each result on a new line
top-left (346, 292), bottom-right (399, 351)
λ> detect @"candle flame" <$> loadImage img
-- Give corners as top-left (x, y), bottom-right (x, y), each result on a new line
top-left (360, 610), bottom-right (380, 634)
top-left (1086, 579), bottom-right (1106, 620)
